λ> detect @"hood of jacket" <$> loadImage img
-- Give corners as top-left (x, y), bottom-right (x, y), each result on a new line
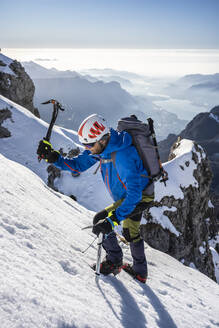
top-left (100, 128), bottom-right (132, 158)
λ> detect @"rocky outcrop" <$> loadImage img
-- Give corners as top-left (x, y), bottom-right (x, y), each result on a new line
top-left (0, 54), bottom-right (39, 117)
top-left (141, 138), bottom-right (217, 281)
top-left (0, 108), bottom-right (12, 138)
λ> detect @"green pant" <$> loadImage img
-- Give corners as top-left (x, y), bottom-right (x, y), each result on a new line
top-left (105, 194), bottom-right (154, 243)
top-left (123, 218), bottom-right (141, 243)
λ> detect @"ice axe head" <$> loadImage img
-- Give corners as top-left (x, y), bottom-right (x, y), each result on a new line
top-left (41, 99), bottom-right (65, 111)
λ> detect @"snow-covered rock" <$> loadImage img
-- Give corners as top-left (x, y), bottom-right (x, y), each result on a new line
top-left (158, 105), bottom-right (219, 195)
top-left (0, 153), bottom-right (219, 328)
top-left (0, 53), bottom-right (15, 75)
top-left (142, 138), bottom-right (217, 281)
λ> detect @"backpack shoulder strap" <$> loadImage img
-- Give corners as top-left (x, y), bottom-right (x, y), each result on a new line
top-left (111, 151), bottom-right (116, 168)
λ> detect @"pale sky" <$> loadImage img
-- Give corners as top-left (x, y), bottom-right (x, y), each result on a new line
top-left (1, 0), bottom-right (219, 49)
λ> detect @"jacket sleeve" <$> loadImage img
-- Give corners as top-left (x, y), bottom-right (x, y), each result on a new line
top-left (115, 151), bottom-right (148, 222)
top-left (53, 150), bottom-right (98, 174)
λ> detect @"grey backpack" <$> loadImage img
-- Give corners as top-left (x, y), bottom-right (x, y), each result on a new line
top-left (116, 115), bottom-right (168, 185)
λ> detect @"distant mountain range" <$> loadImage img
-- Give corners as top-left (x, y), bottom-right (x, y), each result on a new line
top-left (177, 73), bottom-right (219, 93)
top-left (178, 73), bottom-right (219, 86)
top-left (163, 73), bottom-right (219, 110)
top-left (22, 61), bottom-right (80, 79)
top-left (22, 61), bottom-right (187, 140)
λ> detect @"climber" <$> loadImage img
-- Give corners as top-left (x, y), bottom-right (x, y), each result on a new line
top-left (37, 114), bottom-right (155, 283)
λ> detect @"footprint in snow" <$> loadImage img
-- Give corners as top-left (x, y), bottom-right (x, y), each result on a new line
top-left (160, 280), bottom-right (182, 292)
top-left (40, 223), bottom-right (49, 230)
top-left (148, 261), bottom-right (157, 267)
top-left (58, 321), bottom-right (77, 328)
top-left (70, 244), bottom-right (82, 252)
top-left (187, 303), bottom-right (193, 308)
top-left (1, 223), bottom-right (16, 235)
top-left (14, 222), bottom-right (29, 230)
top-left (59, 260), bottom-right (78, 276)
top-left (25, 242), bottom-right (35, 249)
top-left (157, 289), bottom-right (168, 296)
top-left (2, 218), bottom-right (29, 231)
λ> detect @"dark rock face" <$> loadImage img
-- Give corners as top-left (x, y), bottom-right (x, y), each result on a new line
top-left (0, 108), bottom-right (12, 138)
top-left (141, 139), bottom-right (217, 281)
top-left (47, 147), bottom-right (80, 191)
top-left (180, 108), bottom-right (219, 141)
top-left (47, 165), bottom-right (61, 191)
top-left (210, 193), bottom-right (219, 228)
top-left (0, 59), bottom-right (40, 117)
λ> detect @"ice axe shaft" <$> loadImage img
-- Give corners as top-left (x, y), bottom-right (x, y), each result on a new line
top-left (42, 99), bottom-right (64, 142)
top-left (38, 99), bottom-right (64, 162)
top-left (96, 232), bottom-right (103, 276)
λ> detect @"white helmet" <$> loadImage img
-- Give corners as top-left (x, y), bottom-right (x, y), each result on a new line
top-left (78, 114), bottom-right (109, 144)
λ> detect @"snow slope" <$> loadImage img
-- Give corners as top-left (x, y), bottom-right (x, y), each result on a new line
top-left (0, 95), bottom-right (112, 211)
top-left (0, 154), bottom-right (219, 328)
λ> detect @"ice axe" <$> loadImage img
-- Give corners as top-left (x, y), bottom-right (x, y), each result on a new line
top-left (96, 232), bottom-right (103, 276)
top-left (38, 99), bottom-right (64, 162)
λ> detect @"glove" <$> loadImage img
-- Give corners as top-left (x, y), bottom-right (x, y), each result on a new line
top-left (93, 209), bottom-right (108, 225)
top-left (37, 140), bottom-right (60, 163)
top-left (92, 209), bottom-right (108, 235)
top-left (92, 210), bottom-right (120, 236)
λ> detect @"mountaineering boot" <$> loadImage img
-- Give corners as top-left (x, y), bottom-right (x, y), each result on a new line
top-left (92, 258), bottom-right (123, 276)
top-left (122, 263), bottom-right (147, 283)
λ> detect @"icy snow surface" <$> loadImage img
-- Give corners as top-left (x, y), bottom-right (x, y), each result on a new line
top-left (0, 53), bottom-right (16, 76)
top-left (0, 154), bottom-right (219, 328)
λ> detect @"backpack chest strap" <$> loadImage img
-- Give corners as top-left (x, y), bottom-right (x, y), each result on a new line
top-left (101, 158), bottom-right (113, 164)
top-left (101, 151), bottom-right (117, 165)
top-left (93, 153), bottom-right (116, 174)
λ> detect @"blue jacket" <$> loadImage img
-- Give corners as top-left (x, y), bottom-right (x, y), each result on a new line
top-left (54, 128), bottom-right (149, 221)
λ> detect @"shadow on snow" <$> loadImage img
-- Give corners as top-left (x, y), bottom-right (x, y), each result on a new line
top-left (96, 276), bottom-right (178, 328)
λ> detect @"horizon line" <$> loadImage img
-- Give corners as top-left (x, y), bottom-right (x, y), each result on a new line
top-left (2, 47), bottom-right (219, 51)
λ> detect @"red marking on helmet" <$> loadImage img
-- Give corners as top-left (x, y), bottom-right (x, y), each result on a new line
top-left (88, 121), bottom-right (106, 139)
top-left (78, 120), bottom-right (87, 137)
